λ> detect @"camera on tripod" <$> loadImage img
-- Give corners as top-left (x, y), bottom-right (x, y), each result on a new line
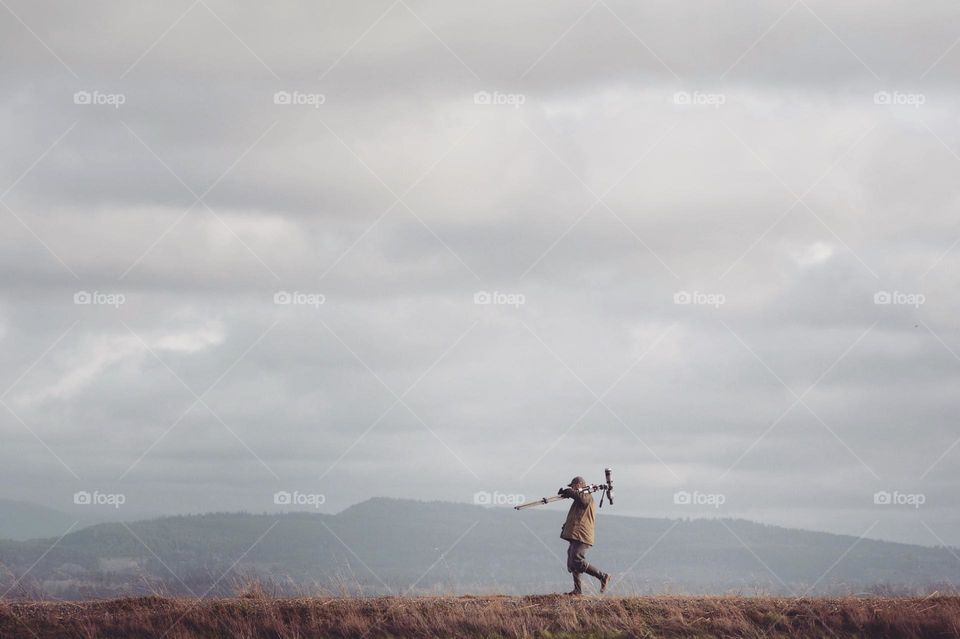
top-left (514, 468), bottom-right (614, 510)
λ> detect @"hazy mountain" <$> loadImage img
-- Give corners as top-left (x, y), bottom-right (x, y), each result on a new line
top-left (0, 500), bottom-right (80, 542)
top-left (0, 498), bottom-right (956, 599)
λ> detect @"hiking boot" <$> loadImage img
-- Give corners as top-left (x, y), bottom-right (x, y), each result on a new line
top-left (584, 564), bottom-right (609, 593)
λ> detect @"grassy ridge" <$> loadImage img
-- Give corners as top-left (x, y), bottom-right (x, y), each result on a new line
top-left (2, 595), bottom-right (958, 638)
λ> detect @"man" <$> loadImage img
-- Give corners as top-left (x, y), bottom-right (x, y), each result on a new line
top-left (559, 476), bottom-right (610, 595)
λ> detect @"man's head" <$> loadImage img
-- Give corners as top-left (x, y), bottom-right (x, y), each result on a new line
top-left (568, 476), bottom-right (586, 488)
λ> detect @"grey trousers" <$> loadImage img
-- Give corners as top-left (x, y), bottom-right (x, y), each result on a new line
top-left (567, 541), bottom-right (606, 594)
top-left (566, 540), bottom-right (603, 578)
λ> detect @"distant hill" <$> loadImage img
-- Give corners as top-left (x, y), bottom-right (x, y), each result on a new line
top-left (0, 500), bottom-right (79, 541)
top-left (0, 497), bottom-right (957, 599)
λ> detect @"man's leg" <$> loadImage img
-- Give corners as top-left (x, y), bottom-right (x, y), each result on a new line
top-left (574, 543), bottom-right (611, 594)
top-left (583, 563), bottom-right (611, 593)
top-left (570, 570), bottom-right (583, 595)
top-left (565, 541), bottom-right (583, 595)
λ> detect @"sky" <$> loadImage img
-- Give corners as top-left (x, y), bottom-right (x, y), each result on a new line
top-left (1, 0), bottom-right (959, 549)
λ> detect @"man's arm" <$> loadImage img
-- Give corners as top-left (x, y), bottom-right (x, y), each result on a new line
top-left (559, 487), bottom-right (592, 505)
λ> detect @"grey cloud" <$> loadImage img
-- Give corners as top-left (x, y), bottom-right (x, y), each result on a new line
top-left (1, 0), bottom-right (959, 548)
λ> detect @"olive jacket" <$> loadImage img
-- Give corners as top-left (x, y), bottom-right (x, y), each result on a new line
top-left (560, 488), bottom-right (596, 546)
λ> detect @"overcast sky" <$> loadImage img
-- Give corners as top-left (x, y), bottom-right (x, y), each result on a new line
top-left (1, 0), bottom-right (959, 548)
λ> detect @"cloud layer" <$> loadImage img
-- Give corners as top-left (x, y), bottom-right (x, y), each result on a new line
top-left (2, 0), bottom-right (959, 548)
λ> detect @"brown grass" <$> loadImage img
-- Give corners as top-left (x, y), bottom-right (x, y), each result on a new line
top-left (2, 594), bottom-right (958, 638)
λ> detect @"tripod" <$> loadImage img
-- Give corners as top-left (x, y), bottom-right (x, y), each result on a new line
top-left (514, 469), bottom-right (614, 510)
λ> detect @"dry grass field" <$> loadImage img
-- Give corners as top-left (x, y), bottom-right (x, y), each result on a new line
top-left (1, 594), bottom-right (958, 638)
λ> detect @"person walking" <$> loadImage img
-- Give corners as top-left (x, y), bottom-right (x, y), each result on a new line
top-left (559, 476), bottom-right (610, 595)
